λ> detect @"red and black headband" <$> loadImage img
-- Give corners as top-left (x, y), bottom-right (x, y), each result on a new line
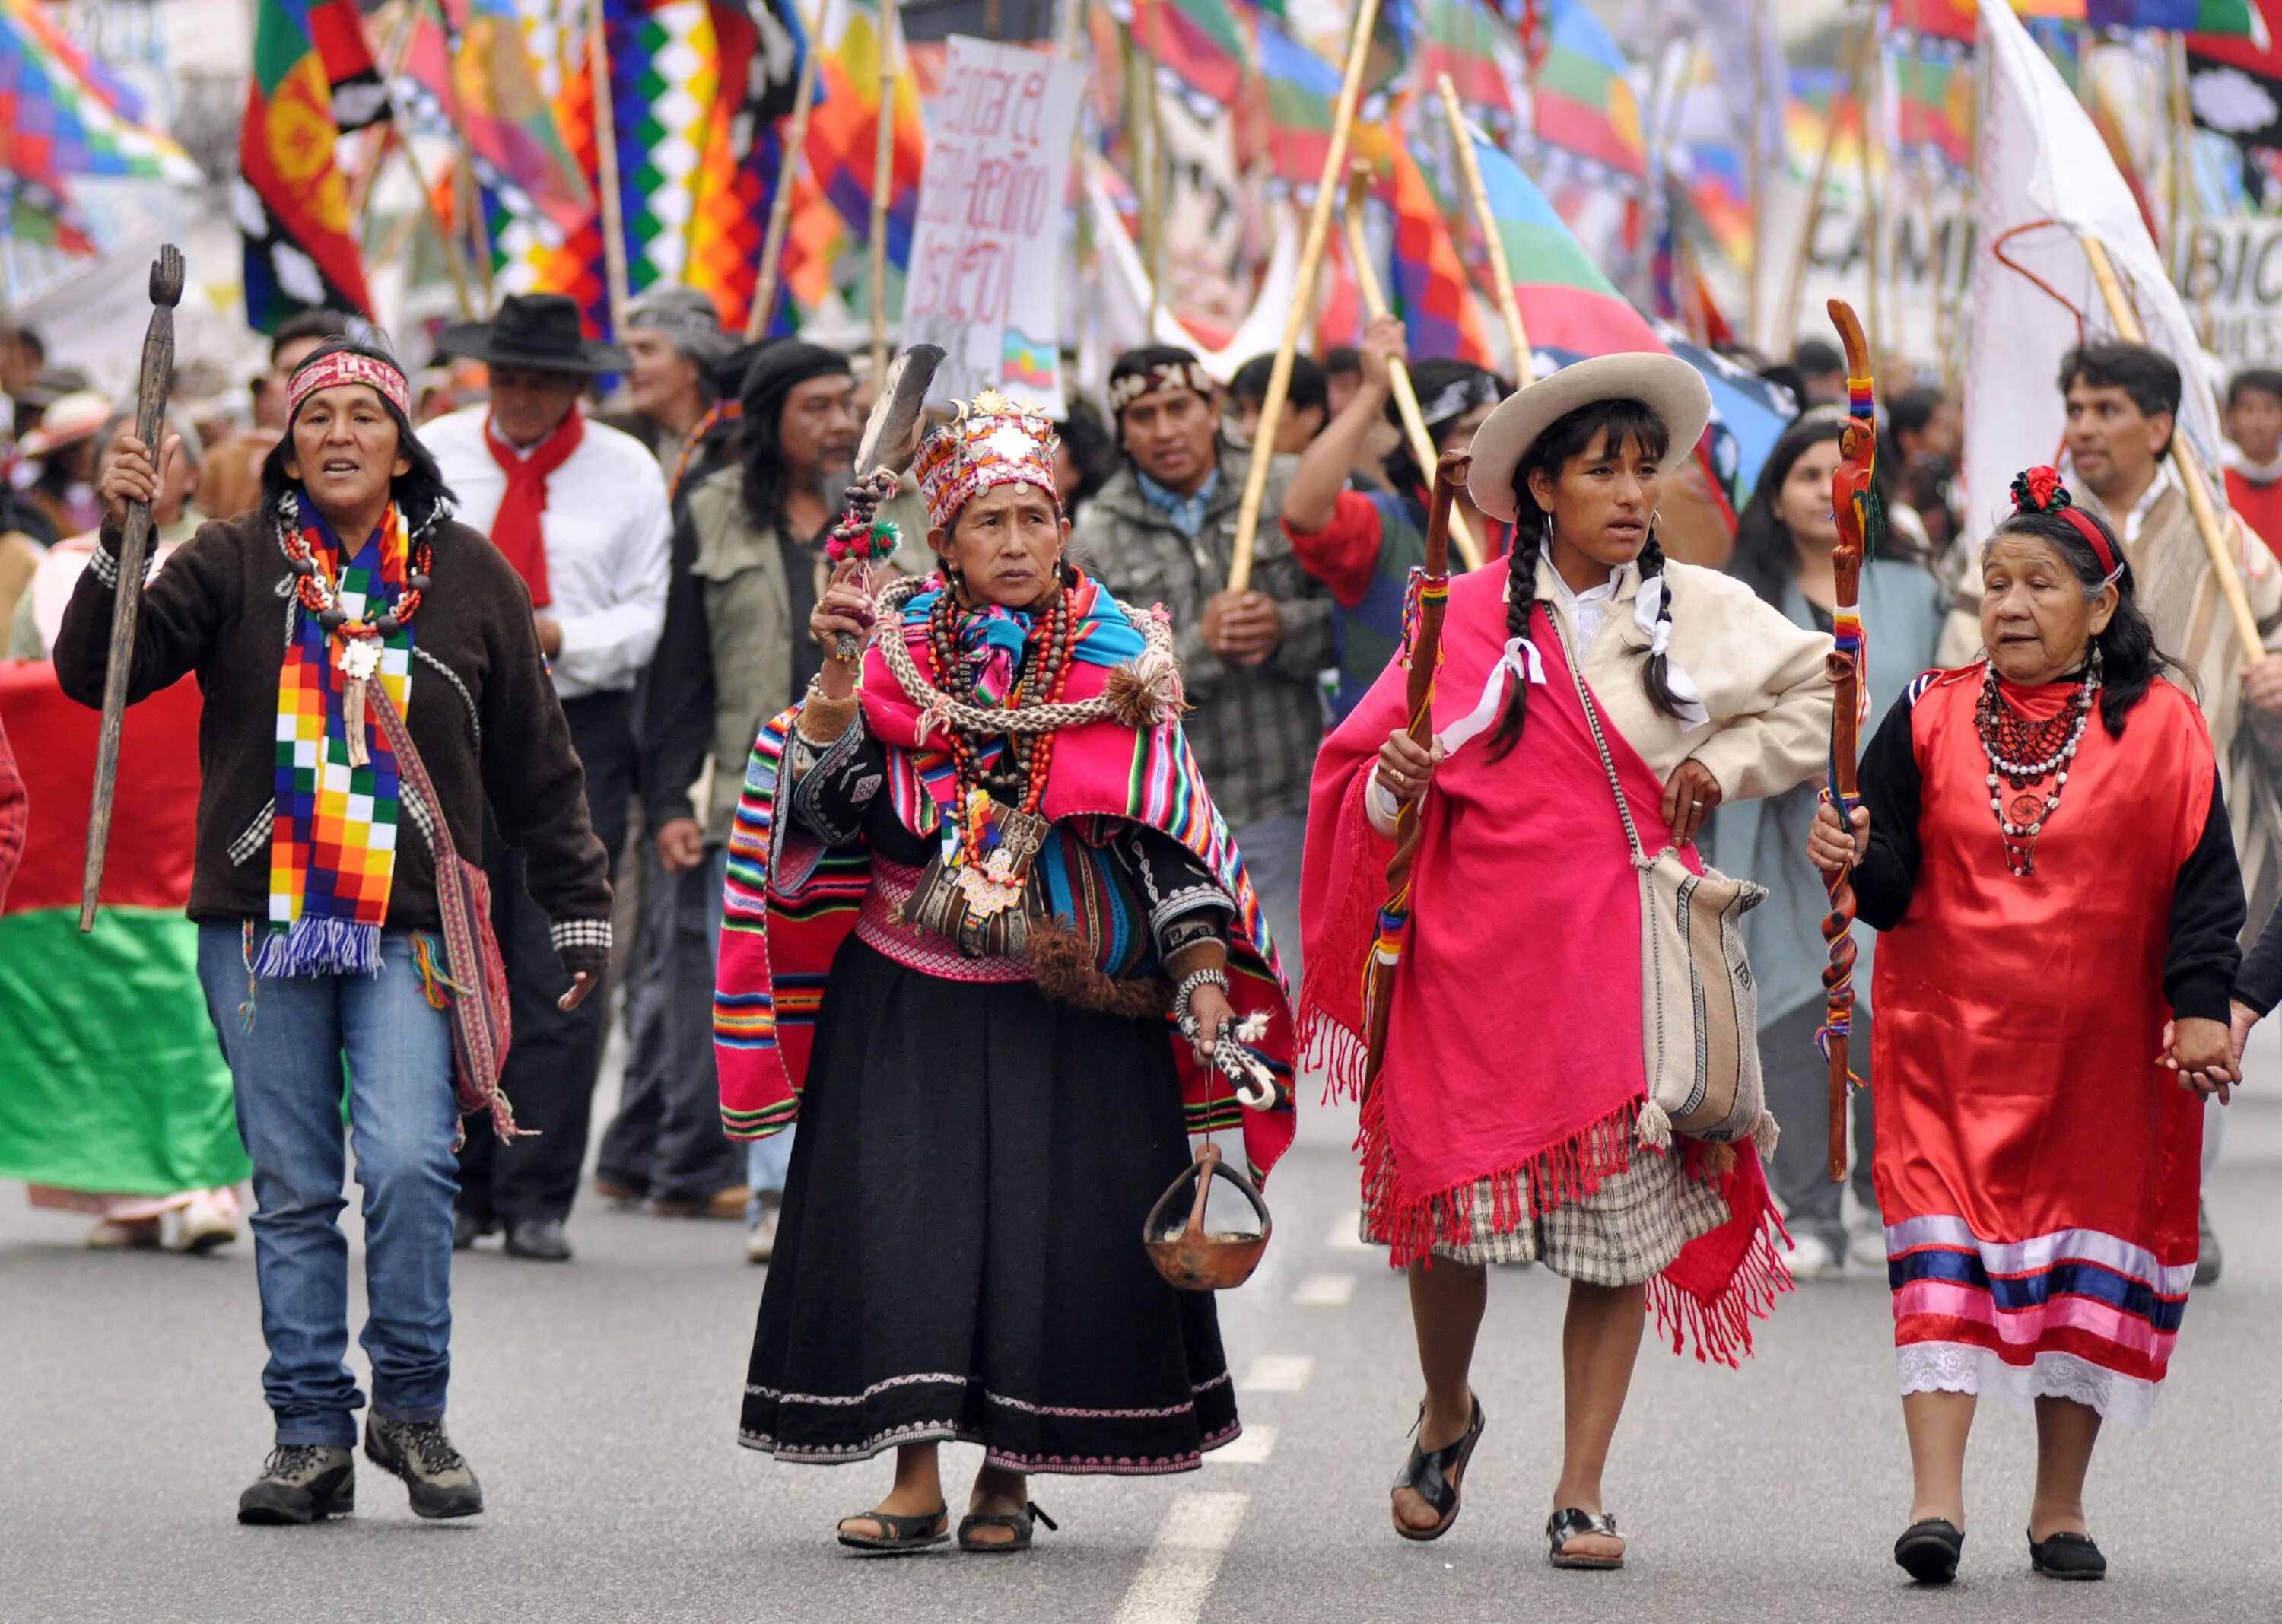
top-left (287, 349), bottom-right (412, 422)
top-left (2010, 466), bottom-right (2124, 584)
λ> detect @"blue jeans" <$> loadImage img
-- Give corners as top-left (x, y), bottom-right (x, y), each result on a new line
top-left (1234, 814), bottom-right (1307, 988)
top-left (197, 923), bottom-right (459, 1448)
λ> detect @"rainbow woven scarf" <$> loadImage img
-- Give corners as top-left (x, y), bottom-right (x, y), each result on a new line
top-left (715, 574), bottom-right (1298, 1184)
top-left (256, 501), bottom-right (414, 978)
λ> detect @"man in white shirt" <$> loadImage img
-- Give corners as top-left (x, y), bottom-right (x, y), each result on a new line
top-left (428, 293), bottom-right (671, 1263)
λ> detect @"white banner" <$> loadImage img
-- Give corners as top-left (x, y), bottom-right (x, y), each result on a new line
top-left (2174, 217), bottom-right (2282, 370)
top-left (902, 37), bottom-right (1085, 416)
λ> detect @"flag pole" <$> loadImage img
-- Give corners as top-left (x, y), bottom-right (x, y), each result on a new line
top-left (1226, 0), bottom-right (1384, 594)
top-left (1435, 71), bottom-right (1531, 384)
top-left (1341, 164), bottom-right (1483, 567)
top-left (586, 0), bottom-right (632, 335)
top-left (869, 0), bottom-right (901, 385)
top-left (1778, 5), bottom-right (1877, 355)
top-left (1746, 0), bottom-right (1768, 348)
top-left (1860, 21), bottom-right (1884, 367)
top-left (1136, 24), bottom-right (1164, 330)
top-left (748, 0), bottom-right (831, 340)
top-left (2081, 229), bottom-right (2263, 656)
top-left (462, 151), bottom-right (495, 308)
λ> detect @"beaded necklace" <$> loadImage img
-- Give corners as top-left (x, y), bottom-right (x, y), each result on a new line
top-left (924, 583), bottom-right (1076, 866)
top-left (281, 498), bottom-right (430, 764)
top-left (1974, 653), bottom-right (2100, 878)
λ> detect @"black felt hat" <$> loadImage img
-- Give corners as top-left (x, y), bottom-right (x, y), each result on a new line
top-left (435, 293), bottom-right (630, 374)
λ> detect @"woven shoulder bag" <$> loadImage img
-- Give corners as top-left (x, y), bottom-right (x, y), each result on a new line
top-left (1550, 614), bottom-right (1776, 1154)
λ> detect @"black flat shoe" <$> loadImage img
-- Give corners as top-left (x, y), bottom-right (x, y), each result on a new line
top-left (1893, 1518), bottom-right (1963, 1583)
top-left (837, 1505), bottom-right (950, 1555)
top-left (504, 1216), bottom-right (572, 1261)
top-left (1546, 1507), bottom-right (1624, 1570)
top-left (2029, 1528), bottom-right (2106, 1580)
top-left (1390, 1394), bottom-right (1486, 1543)
top-left (958, 1501), bottom-right (1057, 1553)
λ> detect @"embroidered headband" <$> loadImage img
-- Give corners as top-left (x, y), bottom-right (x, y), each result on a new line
top-left (2010, 466), bottom-right (2124, 584)
top-left (913, 389), bottom-right (1061, 531)
top-left (1108, 359), bottom-right (1216, 415)
top-left (288, 350), bottom-right (412, 423)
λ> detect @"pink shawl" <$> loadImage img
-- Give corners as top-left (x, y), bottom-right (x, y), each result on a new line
top-left (1298, 558), bottom-right (1788, 1364)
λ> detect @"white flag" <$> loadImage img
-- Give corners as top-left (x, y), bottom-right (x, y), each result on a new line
top-left (1966, 0), bottom-right (2230, 542)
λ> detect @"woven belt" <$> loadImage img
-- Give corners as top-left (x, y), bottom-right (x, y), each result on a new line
top-left (854, 859), bottom-right (1034, 984)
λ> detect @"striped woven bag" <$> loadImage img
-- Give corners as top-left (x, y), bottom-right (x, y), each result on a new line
top-left (368, 682), bottom-right (523, 1143)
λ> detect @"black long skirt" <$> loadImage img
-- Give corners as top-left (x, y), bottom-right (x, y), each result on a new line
top-left (739, 936), bottom-right (1241, 1475)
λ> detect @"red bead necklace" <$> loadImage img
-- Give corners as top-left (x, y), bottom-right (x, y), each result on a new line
top-left (925, 584), bottom-right (1075, 862)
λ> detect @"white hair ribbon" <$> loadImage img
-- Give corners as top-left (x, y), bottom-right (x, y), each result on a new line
top-left (1632, 577), bottom-right (1710, 731)
top-left (1439, 637), bottom-right (1548, 755)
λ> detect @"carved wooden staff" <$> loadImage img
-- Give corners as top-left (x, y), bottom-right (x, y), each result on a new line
top-left (80, 244), bottom-right (185, 933)
top-left (1820, 297), bottom-right (1877, 1180)
top-left (1360, 450), bottom-right (1467, 1099)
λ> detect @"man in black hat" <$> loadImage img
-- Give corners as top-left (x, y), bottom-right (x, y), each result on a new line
top-left (622, 340), bottom-right (929, 1262)
top-left (428, 292), bottom-right (672, 1263)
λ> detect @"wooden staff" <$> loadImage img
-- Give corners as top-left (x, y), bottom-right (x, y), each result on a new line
top-left (1226, 0), bottom-right (1384, 594)
top-left (869, 0), bottom-right (901, 386)
top-left (2080, 230), bottom-right (2265, 656)
top-left (1361, 450), bottom-right (1468, 1098)
top-left (1432, 72), bottom-right (1531, 385)
top-left (81, 246), bottom-right (184, 933)
top-left (1778, 8), bottom-right (1877, 354)
top-left (1820, 297), bottom-right (1876, 1180)
top-left (586, 0), bottom-right (631, 335)
top-left (1340, 164), bottom-right (1483, 569)
top-left (746, 0), bottom-right (831, 340)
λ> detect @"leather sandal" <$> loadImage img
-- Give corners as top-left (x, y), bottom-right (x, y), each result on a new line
top-left (1546, 1507), bottom-right (1625, 1570)
top-left (834, 1504), bottom-right (950, 1555)
top-left (1893, 1518), bottom-right (1964, 1583)
top-left (2028, 1528), bottom-right (2106, 1581)
top-left (958, 1501), bottom-right (1057, 1553)
top-left (1389, 1394), bottom-right (1486, 1543)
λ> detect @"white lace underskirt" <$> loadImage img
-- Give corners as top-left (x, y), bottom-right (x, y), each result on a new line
top-left (1895, 1341), bottom-right (2159, 1430)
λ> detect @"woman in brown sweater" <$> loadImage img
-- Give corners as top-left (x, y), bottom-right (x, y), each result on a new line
top-left (55, 338), bottom-right (612, 1528)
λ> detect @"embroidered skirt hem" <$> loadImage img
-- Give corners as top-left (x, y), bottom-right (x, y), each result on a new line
top-left (741, 939), bottom-right (1238, 1476)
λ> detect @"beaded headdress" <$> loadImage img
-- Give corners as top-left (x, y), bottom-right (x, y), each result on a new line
top-left (288, 350), bottom-right (412, 422)
top-left (1108, 358), bottom-right (1216, 415)
top-left (912, 389), bottom-right (1060, 531)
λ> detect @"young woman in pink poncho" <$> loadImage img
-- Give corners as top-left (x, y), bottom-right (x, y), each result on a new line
top-left (1299, 354), bottom-right (1832, 1568)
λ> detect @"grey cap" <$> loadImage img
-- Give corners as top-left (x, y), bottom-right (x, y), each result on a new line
top-left (624, 286), bottom-right (736, 365)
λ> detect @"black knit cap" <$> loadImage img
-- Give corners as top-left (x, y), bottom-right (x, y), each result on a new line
top-left (740, 340), bottom-right (852, 419)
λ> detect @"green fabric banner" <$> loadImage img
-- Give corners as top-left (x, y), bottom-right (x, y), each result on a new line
top-left (0, 907), bottom-right (249, 1196)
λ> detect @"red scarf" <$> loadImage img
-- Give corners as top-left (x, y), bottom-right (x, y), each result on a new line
top-left (482, 407), bottom-right (583, 608)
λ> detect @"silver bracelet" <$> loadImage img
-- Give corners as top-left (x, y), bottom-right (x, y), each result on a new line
top-left (1171, 966), bottom-right (1230, 1025)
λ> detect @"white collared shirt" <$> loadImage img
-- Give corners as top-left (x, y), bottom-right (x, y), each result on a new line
top-left (2119, 461), bottom-right (2179, 549)
top-left (1544, 560), bottom-right (1626, 650)
top-left (423, 405), bottom-right (672, 698)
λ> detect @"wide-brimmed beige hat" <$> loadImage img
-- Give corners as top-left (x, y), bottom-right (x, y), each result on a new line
top-left (1467, 352), bottom-right (1712, 523)
top-left (17, 389), bottom-right (112, 459)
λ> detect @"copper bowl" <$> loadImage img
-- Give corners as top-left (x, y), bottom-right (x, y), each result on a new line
top-left (1143, 1140), bottom-right (1273, 1292)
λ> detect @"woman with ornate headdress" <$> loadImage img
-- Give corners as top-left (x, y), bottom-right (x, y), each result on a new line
top-left (1810, 470), bottom-right (2244, 1584)
top-left (715, 390), bottom-right (1295, 1554)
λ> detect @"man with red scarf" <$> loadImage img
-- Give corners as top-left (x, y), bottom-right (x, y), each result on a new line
top-left (427, 294), bottom-right (672, 1262)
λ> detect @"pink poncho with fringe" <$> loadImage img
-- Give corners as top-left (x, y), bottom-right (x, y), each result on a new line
top-left (1297, 558), bottom-right (1789, 1365)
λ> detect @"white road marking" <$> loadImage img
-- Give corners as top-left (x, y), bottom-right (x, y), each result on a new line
top-left (1241, 1355), bottom-right (1314, 1392)
top-left (1324, 1213), bottom-right (1371, 1251)
top-left (1114, 1492), bottom-right (1251, 1624)
top-left (1292, 1272), bottom-right (1356, 1305)
top-left (1208, 1424), bottom-right (1278, 1465)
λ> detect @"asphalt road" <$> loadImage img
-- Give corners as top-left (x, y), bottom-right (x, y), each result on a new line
top-left (6, 1029), bottom-right (2282, 1624)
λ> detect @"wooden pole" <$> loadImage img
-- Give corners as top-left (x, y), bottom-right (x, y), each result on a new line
top-left (462, 152), bottom-right (495, 309)
top-left (586, 0), bottom-right (632, 335)
top-left (1433, 72), bottom-right (1531, 385)
top-left (746, 0), bottom-right (831, 340)
top-left (1746, 0), bottom-right (1767, 348)
top-left (869, 0), bottom-right (901, 386)
top-left (1136, 25), bottom-right (1163, 331)
top-left (1342, 165), bottom-right (1483, 568)
top-left (81, 246), bottom-right (183, 933)
top-left (1226, 0), bottom-right (1385, 594)
top-left (1778, 8), bottom-right (1877, 356)
top-left (2081, 230), bottom-right (2264, 656)
top-left (348, 1), bottom-right (423, 232)
top-left (1861, 30), bottom-right (1884, 368)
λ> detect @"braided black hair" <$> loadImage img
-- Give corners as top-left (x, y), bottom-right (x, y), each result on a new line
top-left (1992, 481), bottom-right (2185, 736)
top-left (1489, 397), bottom-right (1680, 758)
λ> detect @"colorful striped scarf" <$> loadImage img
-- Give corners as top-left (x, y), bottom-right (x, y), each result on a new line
top-left (716, 574), bottom-right (1297, 1183)
top-left (257, 502), bottom-right (413, 978)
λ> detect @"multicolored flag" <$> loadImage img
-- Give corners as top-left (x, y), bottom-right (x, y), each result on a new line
top-left (1417, 0), bottom-right (1518, 119)
top-left (2188, 0), bottom-right (2282, 149)
top-left (1385, 141), bottom-right (1492, 367)
top-left (0, 0), bottom-right (202, 186)
top-left (602, 0), bottom-right (720, 295)
top-left (453, 0), bottom-right (591, 234)
top-left (1257, 14), bottom-right (1338, 191)
top-left (1120, 0), bottom-right (1249, 106)
top-left (1530, 0), bottom-right (1645, 180)
top-left (1457, 121), bottom-right (1661, 356)
top-left (1889, 0), bottom-right (1980, 39)
top-left (2086, 1), bottom-right (2261, 34)
top-left (240, 0), bottom-right (380, 329)
top-left (0, 172), bottom-right (96, 256)
top-left (805, 0), bottom-right (925, 274)
top-left (1889, 35), bottom-right (1975, 171)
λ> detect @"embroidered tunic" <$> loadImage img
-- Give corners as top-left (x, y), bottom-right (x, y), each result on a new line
top-left (1856, 667), bottom-right (2242, 1424)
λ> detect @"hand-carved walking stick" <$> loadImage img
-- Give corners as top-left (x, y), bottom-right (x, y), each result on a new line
top-left (1820, 298), bottom-right (1879, 1181)
top-left (80, 244), bottom-right (185, 933)
top-left (1360, 449), bottom-right (1468, 1100)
